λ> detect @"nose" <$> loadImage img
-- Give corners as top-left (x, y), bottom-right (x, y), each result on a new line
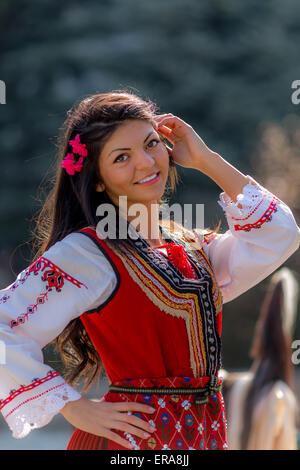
top-left (134, 150), bottom-right (156, 171)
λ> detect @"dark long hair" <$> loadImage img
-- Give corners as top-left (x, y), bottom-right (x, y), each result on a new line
top-left (29, 89), bottom-right (220, 393)
top-left (240, 267), bottom-right (298, 448)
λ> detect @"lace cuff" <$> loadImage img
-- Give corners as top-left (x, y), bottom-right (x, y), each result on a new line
top-left (218, 175), bottom-right (265, 217)
top-left (1, 374), bottom-right (81, 439)
top-left (217, 175), bottom-right (279, 232)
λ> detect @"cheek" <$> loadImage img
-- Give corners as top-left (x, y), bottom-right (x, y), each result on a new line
top-left (101, 166), bottom-right (132, 190)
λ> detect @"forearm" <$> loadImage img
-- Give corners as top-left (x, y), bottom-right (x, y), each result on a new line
top-left (197, 152), bottom-right (251, 205)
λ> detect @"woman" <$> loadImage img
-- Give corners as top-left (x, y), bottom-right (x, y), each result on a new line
top-left (0, 90), bottom-right (299, 450)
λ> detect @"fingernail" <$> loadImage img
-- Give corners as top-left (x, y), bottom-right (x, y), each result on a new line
top-left (144, 432), bottom-right (151, 438)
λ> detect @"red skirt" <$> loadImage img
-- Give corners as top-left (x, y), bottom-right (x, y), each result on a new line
top-left (66, 376), bottom-right (228, 450)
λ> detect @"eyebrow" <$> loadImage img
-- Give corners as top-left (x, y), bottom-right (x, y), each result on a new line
top-left (108, 130), bottom-right (155, 156)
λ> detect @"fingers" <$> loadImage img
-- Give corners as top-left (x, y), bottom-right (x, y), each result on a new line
top-left (154, 114), bottom-right (174, 130)
top-left (93, 401), bottom-right (156, 449)
top-left (155, 113), bottom-right (186, 129)
top-left (111, 419), bottom-right (153, 441)
top-left (157, 126), bottom-right (173, 136)
top-left (111, 401), bottom-right (156, 414)
top-left (154, 114), bottom-right (179, 142)
top-left (155, 113), bottom-right (174, 120)
top-left (104, 429), bottom-right (136, 449)
top-left (104, 401), bottom-right (156, 448)
top-left (117, 410), bottom-right (156, 434)
top-left (154, 113), bottom-right (175, 125)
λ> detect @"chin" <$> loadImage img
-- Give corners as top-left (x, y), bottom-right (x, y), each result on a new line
top-left (140, 186), bottom-right (165, 200)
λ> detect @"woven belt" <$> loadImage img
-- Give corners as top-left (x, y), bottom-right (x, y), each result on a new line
top-left (108, 375), bottom-right (222, 405)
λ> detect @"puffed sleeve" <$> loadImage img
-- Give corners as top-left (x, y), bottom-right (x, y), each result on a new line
top-left (0, 231), bottom-right (118, 438)
top-left (194, 175), bottom-right (300, 304)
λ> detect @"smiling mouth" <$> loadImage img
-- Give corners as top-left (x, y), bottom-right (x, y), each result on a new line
top-left (135, 171), bottom-right (160, 184)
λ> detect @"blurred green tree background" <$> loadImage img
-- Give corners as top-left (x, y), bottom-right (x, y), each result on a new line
top-left (0, 0), bottom-right (299, 372)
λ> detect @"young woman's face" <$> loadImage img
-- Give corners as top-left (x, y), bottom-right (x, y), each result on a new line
top-left (96, 119), bottom-right (170, 209)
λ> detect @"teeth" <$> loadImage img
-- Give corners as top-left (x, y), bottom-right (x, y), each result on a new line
top-left (137, 172), bottom-right (158, 184)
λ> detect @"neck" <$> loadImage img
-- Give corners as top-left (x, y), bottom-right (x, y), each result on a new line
top-left (121, 199), bottom-right (164, 246)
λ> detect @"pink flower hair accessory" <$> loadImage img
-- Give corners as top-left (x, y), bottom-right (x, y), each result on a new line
top-left (61, 133), bottom-right (88, 175)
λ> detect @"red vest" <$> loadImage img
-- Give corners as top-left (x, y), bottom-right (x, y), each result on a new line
top-left (77, 227), bottom-right (223, 384)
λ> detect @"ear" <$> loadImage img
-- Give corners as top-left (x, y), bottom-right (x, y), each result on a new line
top-left (95, 182), bottom-right (105, 192)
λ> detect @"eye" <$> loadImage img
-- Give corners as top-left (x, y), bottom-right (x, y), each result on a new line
top-left (114, 154), bottom-right (128, 163)
top-left (148, 138), bottom-right (160, 147)
top-left (114, 139), bottom-right (161, 163)
top-left (113, 139), bottom-right (160, 163)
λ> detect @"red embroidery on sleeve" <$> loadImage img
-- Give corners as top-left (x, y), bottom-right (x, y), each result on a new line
top-left (29, 257), bottom-right (87, 291)
top-left (3, 383), bottom-right (67, 420)
top-left (233, 196), bottom-right (279, 232)
top-left (0, 369), bottom-right (60, 412)
top-left (8, 256), bottom-right (88, 328)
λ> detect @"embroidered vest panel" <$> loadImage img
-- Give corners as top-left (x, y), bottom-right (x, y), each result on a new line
top-left (77, 227), bottom-right (223, 383)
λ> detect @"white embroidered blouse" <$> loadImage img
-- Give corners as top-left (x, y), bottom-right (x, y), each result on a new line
top-left (0, 175), bottom-right (299, 439)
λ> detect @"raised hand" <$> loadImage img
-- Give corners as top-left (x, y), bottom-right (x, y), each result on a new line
top-left (154, 113), bottom-right (217, 172)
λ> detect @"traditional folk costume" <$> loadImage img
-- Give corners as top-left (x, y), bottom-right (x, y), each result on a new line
top-left (0, 175), bottom-right (299, 450)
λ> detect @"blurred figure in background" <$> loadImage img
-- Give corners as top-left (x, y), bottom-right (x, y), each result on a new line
top-left (221, 267), bottom-right (299, 450)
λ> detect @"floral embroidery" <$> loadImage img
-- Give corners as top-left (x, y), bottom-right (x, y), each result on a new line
top-left (9, 256), bottom-right (88, 328)
top-left (210, 438), bottom-right (218, 450)
top-left (175, 421), bottom-right (182, 432)
top-left (185, 414), bottom-right (194, 427)
top-left (233, 196), bottom-right (279, 232)
top-left (29, 256), bottom-right (87, 291)
top-left (198, 423), bottom-right (204, 434)
top-left (142, 394), bottom-right (152, 404)
top-left (211, 420), bottom-right (220, 431)
top-left (149, 419), bottom-right (156, 430)
top-left (147, 436), bottom-right (157, 449)
top-left (160, 412), bottom-right (170, 424)
top-left (69, 378), bottom-right (228, 450)
top-left (176, 438), bottom-right (184, 449)
top-left (158, 398), bottom-right (166, 408)
top-left (181, 399), bottom-right (191, 410)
